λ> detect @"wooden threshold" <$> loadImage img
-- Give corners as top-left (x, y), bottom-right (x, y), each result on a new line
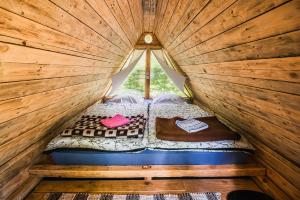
top-left (25, 178), bottom-right (261, 200)
top-left (29, 164), bottom-right (265, 179)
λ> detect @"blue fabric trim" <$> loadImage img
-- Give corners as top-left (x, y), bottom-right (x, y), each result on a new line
top-left (50, 149), bottom-right (252, 165)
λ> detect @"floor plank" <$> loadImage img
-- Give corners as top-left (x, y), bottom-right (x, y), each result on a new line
top-left (25, 178), bottom-right (261, 199)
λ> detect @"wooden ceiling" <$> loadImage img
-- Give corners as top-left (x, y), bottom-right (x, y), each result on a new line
top-left (150, 1), bottom-right (300, 200)
top-left (142, 1), bottom-right (300, 199)
top-left (0, 0), bottom-right (299, 199)
top-left (143, 0), bottom-right (157, 32)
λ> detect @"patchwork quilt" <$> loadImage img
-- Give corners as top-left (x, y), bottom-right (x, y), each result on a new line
top-left (61, 115), bottom-right (146, 139)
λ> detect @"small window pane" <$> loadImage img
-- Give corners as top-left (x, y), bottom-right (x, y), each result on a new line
top-left (150, 52), bottom-right (185, 97)
top-left (114, 52), bottom-right (146, 96)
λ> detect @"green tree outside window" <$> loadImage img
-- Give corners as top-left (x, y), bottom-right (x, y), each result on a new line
top-left (114, 51), bottom-right (185, 97)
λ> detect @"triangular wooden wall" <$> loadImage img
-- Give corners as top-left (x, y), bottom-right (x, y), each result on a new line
top-left (0, 0), bottom-right (299, 199)
top-left (153, 1), bottom-right (300, 200)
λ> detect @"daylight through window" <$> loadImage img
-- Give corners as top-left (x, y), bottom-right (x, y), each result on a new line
top-left (113, 50), bottom-right (186, 98)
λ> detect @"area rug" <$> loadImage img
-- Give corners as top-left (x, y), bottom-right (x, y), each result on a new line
top-left (44, 192), bottom-right (221, 200)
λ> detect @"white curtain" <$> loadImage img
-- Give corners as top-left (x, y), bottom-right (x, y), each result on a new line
top-left (110, 50), bottom-right (144, 94)
top-left (152, 50), bottom-right (186, 92)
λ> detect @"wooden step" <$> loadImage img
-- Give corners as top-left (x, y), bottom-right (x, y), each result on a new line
top-left (25, 178), bottom-right (261, 200)
top-left (29, 164), bottom-right (265, 178)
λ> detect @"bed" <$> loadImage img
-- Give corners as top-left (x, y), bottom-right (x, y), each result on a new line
top-left (45, 101), bottom-right (254, 166)
top-left (147, 103), bottom-right (253, 151)
top-left (46, 102), bottom-right (149, 152)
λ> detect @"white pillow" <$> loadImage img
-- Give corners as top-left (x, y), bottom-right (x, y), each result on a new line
top-left (152, 93), bottom-right (186, 104)
top-left (107, 94), bottom-right (144, 104)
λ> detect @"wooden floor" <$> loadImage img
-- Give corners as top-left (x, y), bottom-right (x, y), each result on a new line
top-left (25, 178), bottom-right (261, 200)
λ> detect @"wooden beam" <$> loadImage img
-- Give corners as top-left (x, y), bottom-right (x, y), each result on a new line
top-left (135, 33), bottom-right (162, 49)
top-left (145, 48), bottom-right (151, 99)
top-left (29, 164), bottom-right (265, 178)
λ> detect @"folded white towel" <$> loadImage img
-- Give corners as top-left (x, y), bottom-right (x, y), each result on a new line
top-left (176, 119), bottom-right (208, 133)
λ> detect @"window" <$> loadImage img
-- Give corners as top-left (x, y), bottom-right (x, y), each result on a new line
top-left (114, 51), bottom-right (146, 96)
top-left (113, 50), bottom-right (187, 98)
top-left (150, 52), bottom-right (185, 97)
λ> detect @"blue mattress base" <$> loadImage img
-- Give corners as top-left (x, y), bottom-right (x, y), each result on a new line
top-left (49, 149), bottom-right (252, 165)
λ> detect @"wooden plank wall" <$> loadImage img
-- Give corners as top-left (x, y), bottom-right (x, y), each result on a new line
top-left (1, 0), bottom-right (299, 199)
top-left (154, 0), bottom-right (300, 199)
top-left (0, 0), bottom-right (142, 199)
top-left (143, 0), bottom-right (157, 33)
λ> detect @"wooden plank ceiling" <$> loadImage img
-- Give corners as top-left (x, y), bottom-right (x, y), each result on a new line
top-left (0, 0), bottom-right (143, 199)
top-left (0, 0), bottom-right (300, 200)
top-left (150, 1), bottom-right (300, 200)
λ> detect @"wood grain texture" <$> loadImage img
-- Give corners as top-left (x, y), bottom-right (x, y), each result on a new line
top-left (143, 0), bottom-right (157, 32)
top-left (29, 163), bottom-right (265, 179)
top-left (0, 9), bottom-right (121, 61)
top-left (166, 0), bottom-right (237, 50)
top-left (8, 176), bottom-right (41, 200)
top-left (171, 0), bottom-right (290, 56)
top-left (0, 0), bottom-right (138, 199)
top-left (0, 0), bottom-right (128, 58)
top-left (210, 106), bottom-right (298, 199)
top-left (25, 179), bottom-right (261, 200)
top-left (176, 30), bottom-right (300, 65)
top-left (135, 33), bottom-right (162, 49)
top-left (86, 0), bottom-right (134, 46)
top-left (157, 0), bottom-right (191, 44)
top-left (155, 0), bottom-right (300, 199)
top-left (145, 48), bottom-right (151, 98)
top-left (1, 0), bottom-right (300, 199)
top-left (163, 0), bottom-right (210, 48)
top-left (192, 89), bottom-right (300, 199)
top-left (104, 0), bottom-right (139, 45)
top-left (50, 0), bottom-right (131, 53)
top-left (0, 42), bottom-right (116, 67)
top-left (128, 0), bottom-right (143, 38)
top-left (0, 169), bottom-right (30, 200)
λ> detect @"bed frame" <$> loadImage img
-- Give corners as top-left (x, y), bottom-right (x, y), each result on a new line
top-left (29, 155), bottom-right (265, 180)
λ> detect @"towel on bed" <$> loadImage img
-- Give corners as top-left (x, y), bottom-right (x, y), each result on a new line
top-left (156, 116), bottom-right (241, 142)
top-left (61, 115), bottom-right (146, 138)
top-left (100, 114), bottom-right (130, 128)
top-left (176, 118), bottom-right (209, 133)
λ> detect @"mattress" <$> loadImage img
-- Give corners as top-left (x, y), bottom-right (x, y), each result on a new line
top-left (49, 149), bottom-right (253, 165)
top-left (46, 102), bottom-right (149, 152)
top-left (148, 103), bottom-right (254, 150)
top-left (45, 102), bottom-right (254, 152)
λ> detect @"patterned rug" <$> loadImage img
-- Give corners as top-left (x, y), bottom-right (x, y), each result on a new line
top-left (44, 192), bottom-right (221, 200)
